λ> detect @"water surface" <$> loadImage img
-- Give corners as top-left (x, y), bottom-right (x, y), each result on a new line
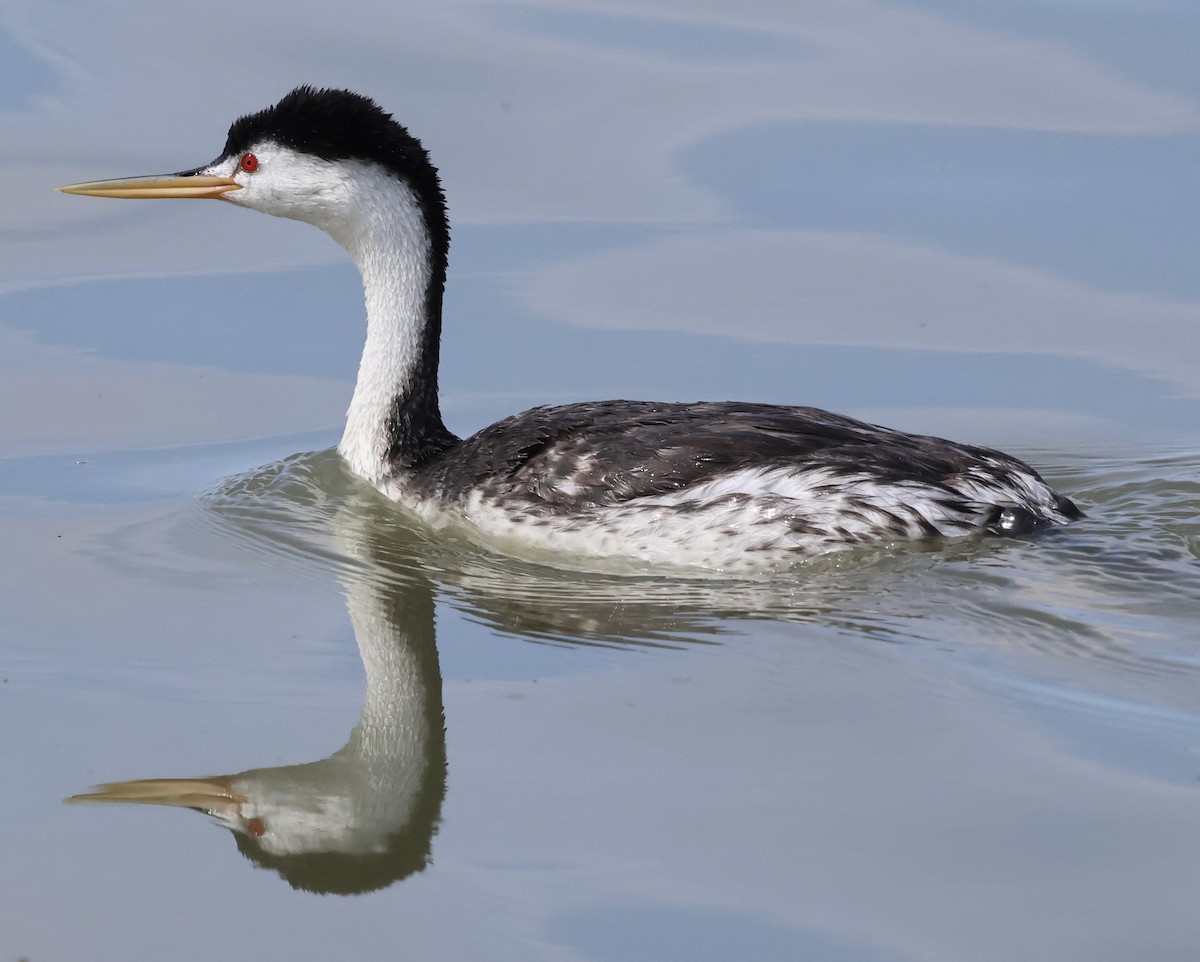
top-left (2, 1), bottom-right (1199, 960)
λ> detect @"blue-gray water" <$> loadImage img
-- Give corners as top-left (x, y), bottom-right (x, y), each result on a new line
top-left (2, 2), bottom-right (1198, 960)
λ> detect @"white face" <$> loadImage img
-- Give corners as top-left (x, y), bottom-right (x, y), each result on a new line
top-left (203, 142), bottom-right (429, 265)
top-left (205, 141), bottom-right (359, 235)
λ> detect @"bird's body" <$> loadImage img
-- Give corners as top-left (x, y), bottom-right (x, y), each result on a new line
top-left (399, 400), bottom-right (1077, 569)
top-left (60, 86), bottom-right (1081, 569)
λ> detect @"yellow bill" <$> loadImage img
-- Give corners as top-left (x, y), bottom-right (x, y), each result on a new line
top-left (65, 776), bottom-right (246, 813)
top-left (57, 173), bottom-right (241, 200)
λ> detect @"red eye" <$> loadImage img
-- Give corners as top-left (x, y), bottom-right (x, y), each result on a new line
top-left (240, 152), bottom-right (259, 173)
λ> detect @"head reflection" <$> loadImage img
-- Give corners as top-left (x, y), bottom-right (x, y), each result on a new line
top-left (68, 476), bottom-right (447, 896)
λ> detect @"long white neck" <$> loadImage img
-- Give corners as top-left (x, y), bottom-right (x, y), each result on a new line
top-left (324, 163), bottom-right (454, 485)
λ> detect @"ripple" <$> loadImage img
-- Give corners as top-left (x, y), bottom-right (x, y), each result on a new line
top-left (177, 445), bottom-right (1200, 677)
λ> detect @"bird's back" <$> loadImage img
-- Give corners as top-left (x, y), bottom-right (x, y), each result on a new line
top-left (401, 400), bottom-right (1080, 568)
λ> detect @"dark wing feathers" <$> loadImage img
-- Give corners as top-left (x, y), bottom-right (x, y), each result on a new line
top-left (416, 400), bottom-right (1044, 515)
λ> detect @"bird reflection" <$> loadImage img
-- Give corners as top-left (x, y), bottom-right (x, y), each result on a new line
top-left (68, 484), bottom-right (447, 895)
top-left (64, 450), bottom-right (987, 895)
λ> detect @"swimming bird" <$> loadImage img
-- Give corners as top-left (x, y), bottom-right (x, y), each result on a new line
top-left (59, 85), bottom-right (1081, 569)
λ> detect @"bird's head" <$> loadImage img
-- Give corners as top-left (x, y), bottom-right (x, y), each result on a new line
top-left (59, 85), bottom-right (448, 252)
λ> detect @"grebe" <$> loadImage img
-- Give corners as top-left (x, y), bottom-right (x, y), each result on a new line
top-left (59, 86), bottom-right (1081, 569)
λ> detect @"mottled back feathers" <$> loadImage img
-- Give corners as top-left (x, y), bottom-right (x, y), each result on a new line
top-left (413, 399), bottom-right (1082, 540)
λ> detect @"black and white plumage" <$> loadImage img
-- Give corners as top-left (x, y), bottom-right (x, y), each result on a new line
top-left (60, 86), bottom-right (1081, 569)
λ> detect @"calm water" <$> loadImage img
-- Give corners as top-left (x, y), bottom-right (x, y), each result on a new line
top-left (3, 2), bottom-right (1199, 960)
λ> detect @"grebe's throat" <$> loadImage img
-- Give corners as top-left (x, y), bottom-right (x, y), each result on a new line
top-left (333, 162), bottom-right (456, 483)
